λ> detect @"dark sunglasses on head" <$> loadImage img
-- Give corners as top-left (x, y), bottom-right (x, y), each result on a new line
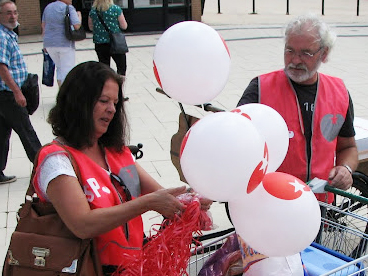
top-left (110, 173), bottom-right (132, 201)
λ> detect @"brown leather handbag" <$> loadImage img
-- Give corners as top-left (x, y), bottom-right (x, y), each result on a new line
top-left (2, 144), bottom-right (103, 276)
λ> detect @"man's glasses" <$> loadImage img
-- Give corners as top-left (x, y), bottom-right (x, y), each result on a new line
top-left (284, 46), bottom-right (323, 60)
top-left (110, 173), bottom-right (132, 202)
top-left (1, 11), bottom-right (18, 16)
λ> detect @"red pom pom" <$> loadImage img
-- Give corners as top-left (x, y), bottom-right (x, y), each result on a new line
top-left (114, 196), bottom-right (211, 276)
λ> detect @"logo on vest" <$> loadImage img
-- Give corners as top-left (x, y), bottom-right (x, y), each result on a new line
top-left (321, 114), bottom-right (344, 142)
top-left (84, 178), bottom-right (111, 202)
top-left (289, 131), bottom-right (294, 138)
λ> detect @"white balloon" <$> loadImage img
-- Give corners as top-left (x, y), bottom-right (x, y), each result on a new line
top-left (180, 112), bottom-right (266, 202)
top-left (232, 104), bottom-right (289, 172)
top-left (153, 21), bottom-right (231, 105)
top-left (229, 172), bottom-right (321, 257)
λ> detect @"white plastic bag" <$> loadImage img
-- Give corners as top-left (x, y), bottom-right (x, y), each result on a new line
top-left (243, 254), bottom-right (304, 276)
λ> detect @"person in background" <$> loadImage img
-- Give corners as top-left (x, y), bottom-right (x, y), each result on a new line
top-left (236, 13), bottom-right (358, 275)
top-left (88, 0), bottom-right (128, 77)
top-left (42, 0), bottom-right (82, 87)
top-left (0, 0), bottom-right (41, 184)
top-left (33, 61), bottom-right (212, 275)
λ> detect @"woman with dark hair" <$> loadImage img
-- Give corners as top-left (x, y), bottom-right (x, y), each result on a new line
top-left (32, 61), bottom-right (200, 275)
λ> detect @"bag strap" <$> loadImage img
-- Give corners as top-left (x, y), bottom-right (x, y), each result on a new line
top-left (96, 11), bottom-right (112, 35)
top-left (25, 141), bottom-right (82, 199)
top-left (65, 4), bottom-right (70, 17)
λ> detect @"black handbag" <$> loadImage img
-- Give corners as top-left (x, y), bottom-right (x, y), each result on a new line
top-left (65, 5), bottom-right (86, 41)
top-left (97, 12), bottom-right (128, 54)
top-left (42, 49), bottom-right (55, 87)
top-left (21, 73), bottom-right (39, 115)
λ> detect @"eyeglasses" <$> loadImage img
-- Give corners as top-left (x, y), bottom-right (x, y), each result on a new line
top-left (0, 11), bottom-right (18, 16)
top-left (284, 46), bottom-right (323, 60)
top-left (110, 173), bottom-right (132, 202)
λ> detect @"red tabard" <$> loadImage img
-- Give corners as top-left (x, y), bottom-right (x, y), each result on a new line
top-left (259, 70), bottom-right (349, 203)
top-left (33, 143), bottom-right (144, 266)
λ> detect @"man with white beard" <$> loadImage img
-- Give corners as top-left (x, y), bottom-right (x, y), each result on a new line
top-left (237, 13), bottom-right (357, 202)
top-left (235, 13), bottom-right (358, 275)
top-left (0, 0), bottom-right (41, 184)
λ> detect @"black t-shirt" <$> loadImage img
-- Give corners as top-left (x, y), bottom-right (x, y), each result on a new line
top-left (237, 76), bottom-right (355, 162)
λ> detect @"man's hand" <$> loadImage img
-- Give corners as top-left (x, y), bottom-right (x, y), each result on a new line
top-left (13, 91), bottom-right (26, 107)
top-left (328, 165), bottom-right (353, 190)
top-left (0, 63), bottom-right (26, 107)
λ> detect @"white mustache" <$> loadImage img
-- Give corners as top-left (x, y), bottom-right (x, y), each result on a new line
top-left (287, 64), bottom-right (307, 71)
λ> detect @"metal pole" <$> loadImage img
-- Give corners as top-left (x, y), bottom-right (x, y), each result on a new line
top-left (250, 0), bottom-right (257, 14)
top-left (218, 0), bottom-right (221, 14)
top-left (322, 0), bottom-right (324, 15)
top-left (357, 0), bottom-right (360, 16)
top-left (286, 0), bottom-right (289, 15)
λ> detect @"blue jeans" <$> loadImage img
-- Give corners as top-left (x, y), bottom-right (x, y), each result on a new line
top-left (0, 91), bottom-right (41, 172)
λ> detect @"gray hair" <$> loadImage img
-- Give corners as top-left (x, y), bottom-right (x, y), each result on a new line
top-left (0, 0), bottom-right (15, 10)
top-left (284, 13), bottom-right (336, 56)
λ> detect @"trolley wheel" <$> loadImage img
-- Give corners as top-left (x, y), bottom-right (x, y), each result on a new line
top-left (321, 171), bottom-right (368, 258)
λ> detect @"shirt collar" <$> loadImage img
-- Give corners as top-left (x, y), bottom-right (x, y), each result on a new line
top-left (0, 24), bottom-right (17, 40)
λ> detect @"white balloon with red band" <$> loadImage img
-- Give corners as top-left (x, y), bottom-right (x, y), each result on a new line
top-left (180, 112), bottom-right (267, 202)
top-left (153, 21), bottom-right (231, 105)
top-left (229, 172), bottom-right (321, 257)
top-left (232, 104), bottom-right (289, 173)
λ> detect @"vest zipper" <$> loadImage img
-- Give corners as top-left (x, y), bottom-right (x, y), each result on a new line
top-left (307, 75), bottom-right (320, 181)
top-left (289, 78), bottom-right (310, 181)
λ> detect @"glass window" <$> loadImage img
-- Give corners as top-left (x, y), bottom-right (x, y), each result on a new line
top-left (133, 0), bottom-right (185, 8)
top-left (114, 0), bottom-right (128, 8)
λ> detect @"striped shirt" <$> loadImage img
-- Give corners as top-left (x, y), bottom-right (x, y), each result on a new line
top-left (0, 24), bottom-right (27, 91)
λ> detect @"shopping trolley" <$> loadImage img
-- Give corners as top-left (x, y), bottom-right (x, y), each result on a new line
top-left (186, 192), bottom-right (368, 276)
top-left (155, 87), bottom-right (368, 276)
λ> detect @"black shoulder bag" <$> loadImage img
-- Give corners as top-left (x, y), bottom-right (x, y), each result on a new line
top-left (96, 11), bottom-right (129, 54)
top-left (21, 73), bottom-right (39, 115)
top-left (65, 5), bottom-right (86, 41)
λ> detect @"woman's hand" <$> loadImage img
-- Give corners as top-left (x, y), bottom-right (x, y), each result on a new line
top-left (199, 197), bottom-right (213, 211)
top-left (186, 187), bottom-right (213, 211)
top-left (148, 186), bottom-right (186, 219)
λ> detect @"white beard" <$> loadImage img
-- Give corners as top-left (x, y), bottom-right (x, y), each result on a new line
top-left (285, 59), bottom-right (322, 83)
top-left (3, 21), bottom-right (19, 30)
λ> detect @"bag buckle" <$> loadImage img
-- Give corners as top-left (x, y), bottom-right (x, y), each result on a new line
top-left (32, 247), bottom-right (50, 267)
top-left (7, 250), bottom-right (19, 265)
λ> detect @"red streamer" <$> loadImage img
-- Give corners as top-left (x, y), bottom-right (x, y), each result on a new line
top-left (113, 196), bottom-right (210, 276)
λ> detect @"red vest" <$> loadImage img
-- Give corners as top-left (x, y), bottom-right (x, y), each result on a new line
top-left (33, 143), bottom-right (144, 266)
top-left (259, 70), bottom-right (349, 203)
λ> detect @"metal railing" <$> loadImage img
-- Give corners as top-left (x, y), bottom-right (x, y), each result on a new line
top-left (210, 0), bottom-right (363, 17)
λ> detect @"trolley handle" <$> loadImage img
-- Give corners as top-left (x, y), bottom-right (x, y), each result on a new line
top-left (324, 185), bottom-right (368, 205)
top-left (309, 175), bottom-right (368, 205)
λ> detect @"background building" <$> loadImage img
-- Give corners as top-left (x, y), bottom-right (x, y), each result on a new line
top-left (15, 0), bottom-right (202, 35)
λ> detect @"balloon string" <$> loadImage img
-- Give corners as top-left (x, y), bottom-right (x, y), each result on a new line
top-left (113, 197), bottom-right (209, 276)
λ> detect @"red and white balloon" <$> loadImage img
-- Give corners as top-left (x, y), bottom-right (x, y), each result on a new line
top-left (153, 21), bottom-right (231, 105)
top-left (229, 172), bottom-right (321, 257)
top-left (232, 104), bottom-right (289, 173)
top-left (180, 112), bottom-right (267, 202)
